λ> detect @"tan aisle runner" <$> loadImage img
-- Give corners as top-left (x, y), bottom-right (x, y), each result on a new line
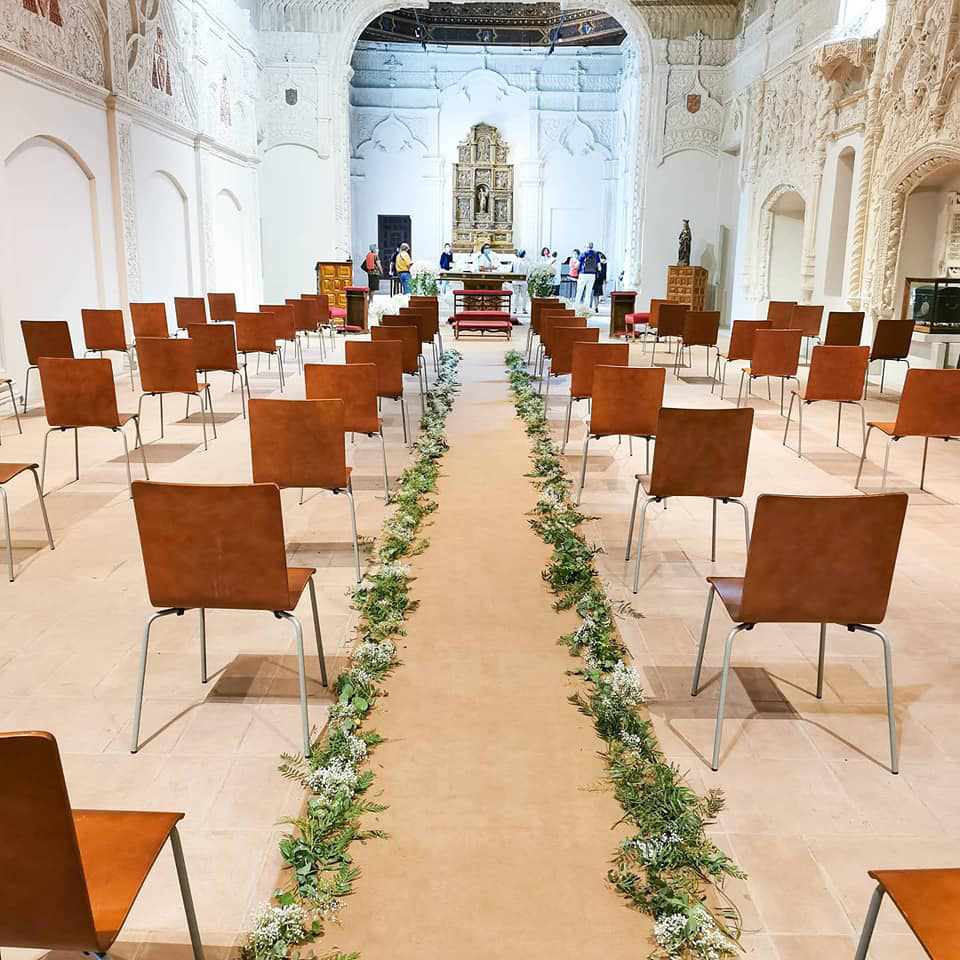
top-left (335, 344), bottom-right (650, 956)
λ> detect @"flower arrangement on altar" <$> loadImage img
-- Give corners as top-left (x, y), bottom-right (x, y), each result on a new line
top-left (561, 297), bottom-right (597, 319)
top-left (409, 260), bottom-right (439, 296)
top-left (369, 293), bottom-right (410, 325)
top-left (526, 263), bottom-right (555, 299)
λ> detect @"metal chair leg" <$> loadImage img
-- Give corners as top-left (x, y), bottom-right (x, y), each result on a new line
top-left (0, 486), bottom-right (12, 582)
top-left (817, 623), bottom-right (826, 698)
top-left (132, 417), bottom-right (149, 480)
top-left (575, 433), bottom-right (591, 506)
top-left (691, 585), bottom-right (715, 696)
top-left (378, 427), bottom-right (390, 502)
top-left (401, 397), bottom-right (410, 447)
top-left (711, 498), bottom-right (717, 562)
top-left (28, 467), bottom-right (54, 553)
top-left (798, 399), bottom-right (804, 458)
top-left (169, 825), bottom-right (206, 960)
top-left (6, 380), bottom-right (22, 434)
top-left (22, 366), bottom-right (36, 413)
top-left (711, 623), bottom-right (752, 770)
top-left (850, 624), bottom-right (898, 773)
top-left (736, 370), bottom-right (746, 408)
top-left (205, 385), bottom-right (217, 439)
top-left (728, 497), bottom-right (751, 553)
top-left (199, 608), bottom-right (207, 683)
top-left (344, 484), bottom-right (361, 584)
top-left (920, 436), bottom-right (929, 491)
top-left (881, 435), bottom-right (894, 493)
top-left (854, 424), bottom-right (875, 489)
top-left (562, 396), bottom-right (574, 453)
top-left (197, 393), bottom-right (208, 451)
top-left (118, 427), bottom-right (134, 498)
top-left (631, 496), bottom-right (656, 594)
top-left (854, 884), bottom-right (886, 960)
top-left (242, 364), bottom-right (251, 418)
top-left (306, 575), bottom-right (328, 686)
top-left (131, 607), bottom-right (180, 752)
top-left (625, 477), bottom-right (642, 561)
top-left (782, 393), bottom-right (795, 449)
top-left (276, 611), bottom-right (312, 756)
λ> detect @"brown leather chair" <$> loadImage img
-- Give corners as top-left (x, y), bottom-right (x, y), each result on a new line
top-left (691, 492), bottom-right (908, 771)
top-left (20, 319), bottom-right (75, 413)
top-left (854, 867), bottom-right (960, 960)
top-left (409, 294), bottom-right (443, 357)
top-left (130, 480), bottom-right (327, 756)
top-left (534, 308), bottom-right (577, 377)
top-left (574, 365), bottom-right (666, 506)
top-left (377, 319), bottom-right (428, 409)
top-left (650, 302), bottom-right (688, 365)
top-left (189, 322), bottom-right (249, 418)
top-left (286, 297), bottom-right (326, 361)
top-left (130, 302), bottom-right (170, 340)
top-left (628, 408), bottom-right (753, 585)
top-left (235, 311), bottom-right (285, 392)
top-left (630, 298), bottom-right (669, 348)
top-left (81, 308), bottom-right (136, 391)
top-left (712, 319), bottom-right (771, 400)
top-left (869, 318), bottom-right (914, 393)
top-left (303, 293), bottom-right (338, 346)
top-left (261, 303), bottom-right (301, 376)
top-left (174, 296), bottom-right (207, 334)
top-left (297, 297), bottom-right (327, 355)
top-left (824, 310), bottom-right (865, 346)
top-left (207, 291), bottom-right (237, 324)
top-left (675, 310), bottom-right (721, 379)
top-left (305, 362), bottom-right (389, 501)
top-left (527, 296), bottom-right (559, 361)
top-left (345, 339), bottom-right (410, 445)
top-left (250, 398), bottom-right (361, 582)
top-left (0, 463), bottom-right (54, 581)
top-left (767, 300), bottom-right (797, 329)
top-left (783, 345), bottom-right (869, 458)
top-left (791, 304), bottom-right (824, 361)
top-left (0, 730), bottom-right (204, 959)
top-left (543, 326), bottom-right (600, 402)
top-left (855, 368), bottom-right (960, 493)
top-left (736, 328), bottom-right (803, 415)
top-left (136, 338), bottom-right (216, 449)
top-left (562, 342), bottom-right (629, 453)
top-left (37, 357), bottom-right (149, 497)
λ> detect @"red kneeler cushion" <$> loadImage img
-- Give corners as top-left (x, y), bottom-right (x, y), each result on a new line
top-left (329, 307), bottom-right (347, 319)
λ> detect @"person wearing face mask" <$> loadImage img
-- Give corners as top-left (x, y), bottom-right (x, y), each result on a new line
top-left (477, 242), bottom-right (496, 271)
top-left (439, 242), bottom-right (454, 294)
top-left (395, 242), bottom-right (413, 294)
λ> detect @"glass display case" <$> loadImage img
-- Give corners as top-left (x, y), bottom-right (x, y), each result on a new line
top-left (902, 277), bottom-right (960, 333)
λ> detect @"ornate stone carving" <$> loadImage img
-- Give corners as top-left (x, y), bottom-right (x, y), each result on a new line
top-left (117, 119), bottom-right (141, 300)
top-left (452, 122), bottom-right (513, 252)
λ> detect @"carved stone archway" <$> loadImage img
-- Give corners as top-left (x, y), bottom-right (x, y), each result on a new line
top-left (755, 183), bottom-right (807, 301)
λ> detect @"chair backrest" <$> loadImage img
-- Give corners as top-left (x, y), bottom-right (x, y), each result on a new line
top-left (0, 731), bottom-right (100, 951)
top-left (541, 312), bottom-right (584, 356)
top-left (750, 328), bottom-right (803, 377)
top-left (38, 358), bottom-right (121, 428)
top-left (21, 320), bottom-right (74, 366)
top-left (208, 292), bottom-right (237, 324)
top-left (682, 311), bottom-right (721, 347)
top-left (372, 324), bottom-right (420, 373)
top-left (188, 322), bottom-right (239, 373)
top-left (871, 318), bottom-right (914, 361)
top-left (397, 307), bottom-right (432, 344)
top-left (550, 326), bottom-right (600, 377)
top-left (345, 339), bottom-right (403, 398)
top-left (286, 298), bottom-right (316, 333)
top-left (137, 337), bottom-right (201, 395)
top-left (590, 365), bottom-right (665, 438)
top-left (725, 319), bottom-right (771, 362)
top-left (260, 304), bottom-right (296, 340)
top-left (648, 407), bottom-right (754, 499)
top-left (791, 304), bottom-right (824, 338)
top-left (824, 311), bottom-right (865, 346)
top-left (738, 493), bottom-right (908, 624)
top-left (174, 297), bottom-right (207, 331)
top-left (130, 303), bottom-right (170, 340)
top-left (132, 480), bottom-right (294, 610)
top-left (893, 369), bottom-right (960, 437)
top-left (804, 345), bottom-right (869, 402)
top-left (648, 298), bottom-right (670, 330)
top-left (409, 295), bottom-right (439, 318)
top-left (300, 297), bottom-right (324, 333)
top-left (305, 362), bottom-right (380, 434)
top-left (570, 342), bottom-right (629, 398)
top-left (767, 300), bottom-right (797, 329)
top-left (235, 312), bottom-right (279, 355)
top-left (81, 308), bottom-right (127, 353)
top-left (303, 293), bottom-right (332, 325)
top-left (657, 303), bottom-right (688, 339)
top-left (250, 398), bottom-right (348, 491)
top-left (531, 297), bottom-right (560, 334)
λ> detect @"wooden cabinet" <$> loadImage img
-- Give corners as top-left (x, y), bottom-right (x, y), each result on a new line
top-left (609, 290), bottom-right (637, 338)
top-left (667, 266), bottom-right (708, 311)
top-left (315, 261), bottom-right (353, 309)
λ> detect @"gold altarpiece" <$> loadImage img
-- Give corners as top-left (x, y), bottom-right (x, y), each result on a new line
top-left (452, 123), bottom-right (514, 253)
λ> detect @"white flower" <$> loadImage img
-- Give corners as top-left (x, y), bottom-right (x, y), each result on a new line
top-left (622, 829), bottom-right (683, 864)
top-left (608, 660), bottom-right (646, 708)
top-left (654, 908), bottom-right (734, 959)
top-left (304, 756), bottom-right (359, 802)
top-left (410, 260), bottom-right (437, 277)
top-left (248, 902), bottom-right (309, 952)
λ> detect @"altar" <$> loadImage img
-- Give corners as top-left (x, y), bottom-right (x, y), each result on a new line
top-left (443, 271), bottom-right (525, 318)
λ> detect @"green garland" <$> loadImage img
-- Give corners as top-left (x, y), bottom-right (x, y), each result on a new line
top-left (243, 350), bottom-right (462, 960)
top-left (505, 350), bottom-right (745, 960)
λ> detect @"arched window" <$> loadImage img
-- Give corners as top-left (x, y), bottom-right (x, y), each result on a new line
top-left (825, 147), bottom-right (856, 296)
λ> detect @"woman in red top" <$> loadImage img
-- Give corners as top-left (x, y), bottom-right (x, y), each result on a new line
top-left (361, 243), bottom-right (383, 302)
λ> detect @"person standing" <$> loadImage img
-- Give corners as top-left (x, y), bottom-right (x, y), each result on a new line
top-left (396, 242), bottom-right (412, 294)
top-left (576, 242), bottom-right (599, 305)
top-left (591, 249), bottom-right (608, 310)
top-left (439, 242), bottom-right (454, 295)
top-left (477, 242), bottom-right (496, 271)
top-left (511, 248), bottom-right (530, 316)
top-left (361, 243), bottom-right (383, 303)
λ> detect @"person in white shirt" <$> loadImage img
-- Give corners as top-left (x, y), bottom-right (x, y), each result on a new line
top-left (476, 243), bottom-right (496, 271)
top-left (512, 249), bottom-right (530, 315)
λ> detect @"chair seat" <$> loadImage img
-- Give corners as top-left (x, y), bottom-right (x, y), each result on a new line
top-left (793, 388), bottom-right (859, 403)
top-left (0, 463), bottom-right (37, 485)
top-left (869, 867), bottom-right (960, 959)
top-left (868, 420), bottom-right (897, 436)
top-left (625, 312), bottom-right (650, 326)
top-left (707, 576), bottom-right (745, 620)
top-left (329, 307), bottom-right (347, 319)
top-left (73, 809), bottom-right (182, 951)
top-left (287, 566), bottom-right (317, 610)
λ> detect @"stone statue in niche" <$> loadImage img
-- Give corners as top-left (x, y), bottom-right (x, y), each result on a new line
top-left (678, 220), bottom-right (692, 266)
top-left (477, 137), bottom-right (491, 161)
top-left (476, 183), bottom-right (489, 214)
